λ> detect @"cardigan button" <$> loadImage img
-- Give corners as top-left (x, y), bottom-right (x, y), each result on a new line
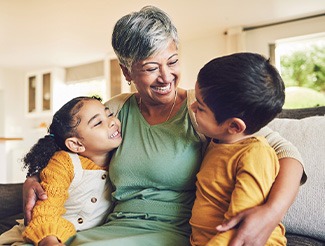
top-left (91, 197), bottom-right (97, 203)
top-left (77, 218), bottom-right (83, 224)
top-left (101, 174), bottom-right (107, 180)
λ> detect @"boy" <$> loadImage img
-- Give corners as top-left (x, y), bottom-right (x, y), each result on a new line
top-left (190, 53), bottom-right (287, 245)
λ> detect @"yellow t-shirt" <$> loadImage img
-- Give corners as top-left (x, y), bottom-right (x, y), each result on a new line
top-left (190, 136), bottom-right (286, 246)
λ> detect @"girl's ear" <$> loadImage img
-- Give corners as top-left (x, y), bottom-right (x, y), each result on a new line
top-left (227, 118), bottom-right (246, 135)
top-left (65, 137), bottom-right (85, 153)
top-left (120, 64), bottom-right (132, 82)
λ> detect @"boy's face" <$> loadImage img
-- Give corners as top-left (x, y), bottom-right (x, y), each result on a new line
top-left (191, 82), bottom-right (229, 140)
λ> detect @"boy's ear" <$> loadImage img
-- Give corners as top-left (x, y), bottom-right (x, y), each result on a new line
top-left (227, 118), bottom-right (246, 134)
top-left (65, 137), bottom-right (85, 153)
top-left (120, 64), bottom-right (132, 82)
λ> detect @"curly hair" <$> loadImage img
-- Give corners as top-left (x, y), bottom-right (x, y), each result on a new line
top-left (23, 96), bottom-right (102, 176)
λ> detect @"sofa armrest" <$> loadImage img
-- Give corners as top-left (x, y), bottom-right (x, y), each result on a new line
top-left (0, 183), bottom-right (23, 219)
top-left (277, 106), bottom-right (325, 119)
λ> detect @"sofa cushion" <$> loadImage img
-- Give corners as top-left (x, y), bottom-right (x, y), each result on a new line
top-left (268, 115), bottom-right (325, 241)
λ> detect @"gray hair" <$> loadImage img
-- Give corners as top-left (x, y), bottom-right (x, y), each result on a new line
top-left (111, 5), bottom-right (179, 71)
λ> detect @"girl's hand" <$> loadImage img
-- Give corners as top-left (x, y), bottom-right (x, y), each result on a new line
top-left (39, 236), bottom-right (65, 246)
top-left (23, 176), bottom-right (47, 225)
top-left (216, 205), bottom-right (279, 246)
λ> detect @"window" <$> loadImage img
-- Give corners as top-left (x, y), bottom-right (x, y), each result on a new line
top-left (65, 78), bottom-right (107, 101)
top-left (273, 33), bottom-right (325, 109)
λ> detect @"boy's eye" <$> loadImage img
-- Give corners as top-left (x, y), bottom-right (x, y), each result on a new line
top-left (108, 112), bottom-right (114, 117)
top-left (197, 107), bottom-right (204, 112)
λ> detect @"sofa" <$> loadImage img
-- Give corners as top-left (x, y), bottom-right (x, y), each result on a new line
top-left (0, 106), bottom-right (324, 245)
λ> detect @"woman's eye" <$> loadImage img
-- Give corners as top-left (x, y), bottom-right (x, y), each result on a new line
top-left (169, 59), bottom-right (178, 66)
top-left (146, 67), bottom-right (158, 72)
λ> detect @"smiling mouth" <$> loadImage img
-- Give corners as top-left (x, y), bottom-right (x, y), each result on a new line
top-left (151, 83), bottom-right (172, 94)
top-left (110, 130), bottom-right (120, 139)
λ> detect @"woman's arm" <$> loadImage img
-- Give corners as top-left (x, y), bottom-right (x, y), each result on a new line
top-left (217, 142), bottom-right (304, 246)
top-left (23, 175), bottom-right (47, 225)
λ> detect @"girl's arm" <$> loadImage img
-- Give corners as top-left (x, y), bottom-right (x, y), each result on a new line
top-left (23, 151), bottom-right (76, 245)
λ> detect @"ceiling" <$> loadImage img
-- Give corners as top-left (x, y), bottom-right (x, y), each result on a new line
top-left (0, 0), bottom-right (324, 71)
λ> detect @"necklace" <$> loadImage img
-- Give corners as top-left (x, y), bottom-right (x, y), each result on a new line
top-left (139, 90), bottom-right (178, 123)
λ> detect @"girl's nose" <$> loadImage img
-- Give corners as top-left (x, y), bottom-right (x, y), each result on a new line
top-left (108, 119), bottom-right (115, 128)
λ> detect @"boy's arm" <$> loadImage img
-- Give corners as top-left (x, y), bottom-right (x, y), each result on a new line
top-left (217, 127), bottom-right (304, 246)
top-left (218, 158), bottom-right (302, 246)
top-left (212, 144), bottom-right (280, 245)
top-left (23, 151), bottom-right (76, 245)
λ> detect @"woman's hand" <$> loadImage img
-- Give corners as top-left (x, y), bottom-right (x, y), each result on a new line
top-left (23, 176), bottom-right (47, 225)
top-left (216, 205), bottom-right (278, 246)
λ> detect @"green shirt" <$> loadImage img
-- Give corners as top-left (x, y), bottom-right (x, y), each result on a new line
top-left (109, 95), bottom-right (203, 227)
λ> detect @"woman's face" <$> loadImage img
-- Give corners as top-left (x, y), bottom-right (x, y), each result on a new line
top-left (125, 41), bottom-right (180, 105)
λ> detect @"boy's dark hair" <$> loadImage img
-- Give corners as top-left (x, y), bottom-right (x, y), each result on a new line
top-left (197, 52), bottom-right (285, 134)
top-left (23, 96), bottom-right (102, 176)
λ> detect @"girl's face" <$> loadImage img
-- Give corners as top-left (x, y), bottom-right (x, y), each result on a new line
top-left (123, 41), bottom-right (180, 106)
top-left (191, 82), bottom-right (229, 141)
top-left (75, 99), bottom-right (122, 155)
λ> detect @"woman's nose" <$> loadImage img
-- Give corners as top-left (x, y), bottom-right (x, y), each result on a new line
top-left (158, 66), bottom-right (173, 83)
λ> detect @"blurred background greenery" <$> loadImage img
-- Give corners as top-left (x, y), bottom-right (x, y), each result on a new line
top-left (279, 43), bottom-right (325, 109)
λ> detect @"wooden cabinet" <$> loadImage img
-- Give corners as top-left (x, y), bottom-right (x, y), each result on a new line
top-left (26, 68), bottom-right (65, 116)
top-left (26, 71), bottom-right (52, 116)
top-left (107, 57), bottom-right (136, 98)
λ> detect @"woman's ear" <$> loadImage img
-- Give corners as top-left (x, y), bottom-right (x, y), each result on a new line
top-left (65, 137), bottom-right (85, 153)
top-left (227, 118), bottom-right (246, 135)
top-left (120, 64), bottom-right (132, 82)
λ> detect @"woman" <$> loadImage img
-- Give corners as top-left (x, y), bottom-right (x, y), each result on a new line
top-left (23, 6), bottom-right (305, 246)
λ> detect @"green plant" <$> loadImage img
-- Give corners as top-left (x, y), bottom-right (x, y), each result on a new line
top-left (280, 44), bottom-right (325, 92)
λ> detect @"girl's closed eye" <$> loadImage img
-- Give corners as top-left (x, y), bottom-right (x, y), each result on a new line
top-left (94, 120), bottom-right (102, 127)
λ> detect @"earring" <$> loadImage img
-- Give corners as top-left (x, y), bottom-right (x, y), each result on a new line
top-left (127, 81), bottom-right (131, 86)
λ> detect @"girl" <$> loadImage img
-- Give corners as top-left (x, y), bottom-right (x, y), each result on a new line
top-left (0, 96), bottom-right (122, 246)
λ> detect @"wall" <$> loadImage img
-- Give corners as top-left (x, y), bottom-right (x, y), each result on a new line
top-left (179, 15), bottom-right (325, 89)
top-left (245, 15), bottom-right (325, 56)
top-left (0, 68), bottom-right (26, 183)
top-left (1, 15), bottom-right (324, 183)
top-left (180, 33), bottom-right (227, 89)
